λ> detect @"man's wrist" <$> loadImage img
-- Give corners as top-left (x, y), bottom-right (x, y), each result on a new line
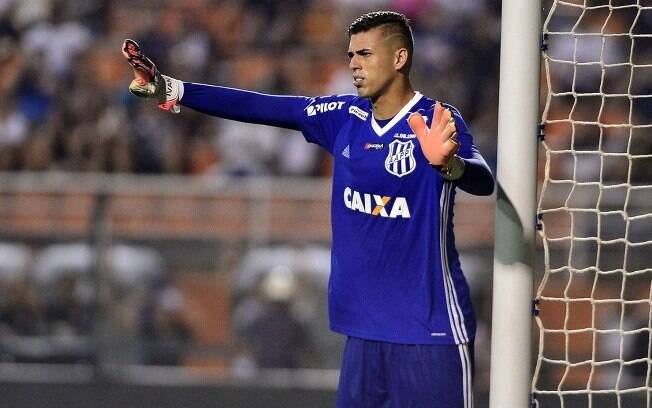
top-left (163, 75), bottom-right (184, 102)
top-left (157, 75), bottom-right (183, 114)
top-left (431, 155), bottom-right (465, 181)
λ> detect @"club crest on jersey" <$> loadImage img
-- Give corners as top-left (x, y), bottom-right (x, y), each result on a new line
top-left (385, 140), bottom-right (416, 177)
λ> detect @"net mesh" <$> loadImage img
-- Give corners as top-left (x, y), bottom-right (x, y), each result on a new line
top-left (534, 1), bottom-right (652, 407)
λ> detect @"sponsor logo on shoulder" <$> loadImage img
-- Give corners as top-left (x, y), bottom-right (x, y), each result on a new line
top-left (306, 101), bottom-right (346, 117)
top-left (393, 132), bottom-right (417, 139)
top-left (363, 142), bottom-right (384, 151)
top-left (348, 106), bottom-right (368, 121)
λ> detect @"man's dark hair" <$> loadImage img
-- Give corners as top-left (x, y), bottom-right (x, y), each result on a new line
top-left (348, 11), bottom-right (414, 70)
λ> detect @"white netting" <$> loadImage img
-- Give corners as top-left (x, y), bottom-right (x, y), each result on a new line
top-left (534, 1), bottom-right (652, 407)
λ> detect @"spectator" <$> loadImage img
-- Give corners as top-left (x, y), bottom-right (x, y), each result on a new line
top-left (239, 266), bottom-right (314, 369)
top-left (0, 0), bottom-right (500, 176)
top-left (0, 277), bottom-right (45, 336)
top-left (45, 273), bottom-right (93, 336)
top-left (140, 278), bottom-right (191, 366)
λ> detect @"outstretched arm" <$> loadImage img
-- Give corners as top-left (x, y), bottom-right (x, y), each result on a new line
top-left (123, 39), bottom-right (311, 130)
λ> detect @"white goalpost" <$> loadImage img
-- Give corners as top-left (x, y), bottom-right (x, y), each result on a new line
top-left (492, 0), bottom-right (652, 407)
top-left (489, 0), bottom-right (541, 407)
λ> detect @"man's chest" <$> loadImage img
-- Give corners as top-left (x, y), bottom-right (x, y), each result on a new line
top-left (334, 120), bottom-right (427, 188)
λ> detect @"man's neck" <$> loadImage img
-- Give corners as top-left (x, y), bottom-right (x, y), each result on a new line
top-left (371, 80), bottom-right (415, 120)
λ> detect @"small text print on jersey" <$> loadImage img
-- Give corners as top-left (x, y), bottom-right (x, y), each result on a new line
top-left (343, 187), bottom-right (411, 218)
top-left (348, 106), bottom-right (369, 121)
top-left (364, 143), bottom-right (384, 151)
top-left (385, 140), bottom-right (417, 177)
top-left (306, 101), bottom-right (346, 116)
top-left (393, 132), bottom-right (416, 139)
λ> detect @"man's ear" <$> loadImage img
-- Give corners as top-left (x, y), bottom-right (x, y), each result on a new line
top-left (394, 48), bottom-right (409, 71)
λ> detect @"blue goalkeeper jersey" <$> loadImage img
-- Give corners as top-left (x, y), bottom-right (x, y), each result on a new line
top-left (298, 92), bottom-right (474, 345)
top-left (180, 84), bottom-right (493, 345)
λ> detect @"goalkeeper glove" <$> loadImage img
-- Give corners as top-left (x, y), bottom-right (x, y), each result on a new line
top-left (122, 39), bottom-right (183, 113)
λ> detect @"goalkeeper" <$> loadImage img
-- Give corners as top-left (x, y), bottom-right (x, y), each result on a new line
top-left (124, 11), bottom-right (494, 408)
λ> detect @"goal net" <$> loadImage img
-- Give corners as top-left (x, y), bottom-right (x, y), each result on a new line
top-left (534, 1), bottom-right (652, 407)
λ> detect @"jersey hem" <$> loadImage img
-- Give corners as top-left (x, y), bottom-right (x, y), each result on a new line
top-left (330, 324), bottom-right (475, 346)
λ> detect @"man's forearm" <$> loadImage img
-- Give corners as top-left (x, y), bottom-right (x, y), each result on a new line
top-left (456, 152), bottom-right (495, 196)
top-left (180, 82), bottom-right (310, 130)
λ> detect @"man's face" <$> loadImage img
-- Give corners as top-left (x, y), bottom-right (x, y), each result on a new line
top-left (348, 28), bottom-right (398, 99)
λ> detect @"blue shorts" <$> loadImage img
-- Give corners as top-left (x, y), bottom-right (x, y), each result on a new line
top-left (336, 337), bottom-right (475, 408)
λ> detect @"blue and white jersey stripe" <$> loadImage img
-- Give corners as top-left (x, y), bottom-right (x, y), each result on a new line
top-left (458, 343), bottom-right (474, 407)
top-left (440, 181), bottom-right (470, 344)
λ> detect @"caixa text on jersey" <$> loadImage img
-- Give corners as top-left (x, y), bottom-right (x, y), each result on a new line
top-left (343, 187), bottom-right (411, 218)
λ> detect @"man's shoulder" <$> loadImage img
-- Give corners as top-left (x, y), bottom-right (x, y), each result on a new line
top-left (345, 95), bottom-right (371, 121)
top-left (417, 95), bottom-right (462, 115)
top-left (413, 95), bottom-right (467, 124)
top-left (304, 94), bottom-right (370, 121)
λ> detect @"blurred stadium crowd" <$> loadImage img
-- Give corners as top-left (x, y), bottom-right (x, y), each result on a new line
top-left (2, 0), bottom-right (651, 398)
top-left (0, 0), bottom-right (501, 176)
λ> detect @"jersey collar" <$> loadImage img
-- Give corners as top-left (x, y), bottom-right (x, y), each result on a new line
top-left (370, 91), bottom-right (423, 137)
